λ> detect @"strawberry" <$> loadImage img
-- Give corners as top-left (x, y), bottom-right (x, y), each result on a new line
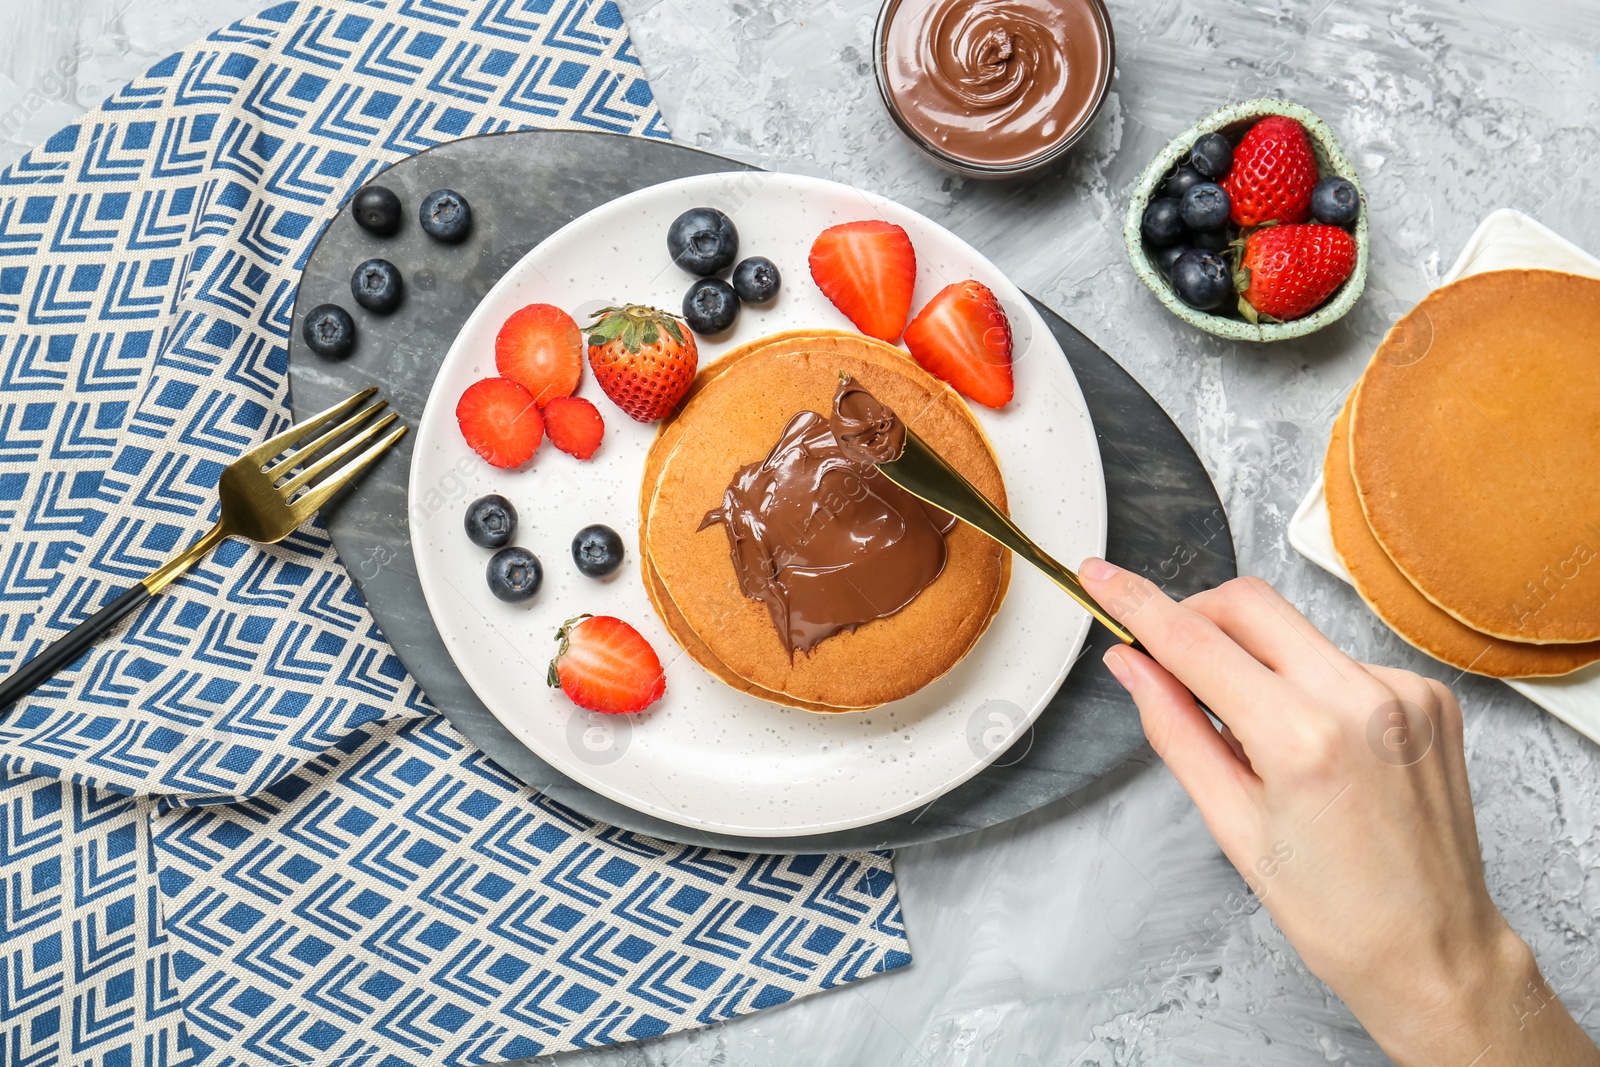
top-left (585, 305), bottom-right (698, 423)
top-left (809, 221), bottom-right (917, 343)
top-left (456, 377), bottom-right (543, 468)
top-left (1221, 116), bottom-right (1318, 227)
top-left (495, 303), bottom-right (583, 406)
top-left (548, 614), bottom-right (665, 714)
top-left (903, 280), bottom-right (1014, 408)
top-left (543, 395), bottom-right (605, 460)
top-left (1234, 223), bottom-right (1357, 323)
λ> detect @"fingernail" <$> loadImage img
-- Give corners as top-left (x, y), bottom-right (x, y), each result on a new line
top-left (1103, 647), bottom-right (1133, 689)
top-left (1080, 557), bottom-right (1122, 582)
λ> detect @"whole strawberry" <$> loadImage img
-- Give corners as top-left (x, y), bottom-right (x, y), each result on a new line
top-left (1221, 116), bottom-right (1317, 227)
top-left (585, 305), bottom-right (698, 422)
top-left (1235, 223), bottom-right (1356, 323)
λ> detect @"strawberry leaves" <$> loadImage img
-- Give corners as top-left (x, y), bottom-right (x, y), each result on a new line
top-left (585, 305), bottom-right (687, 355)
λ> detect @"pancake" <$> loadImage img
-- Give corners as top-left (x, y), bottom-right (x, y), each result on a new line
top-left (642, 549), bottom-right (848, 712)
top-left (642, 332), bottom-right (1008, 710)
top-left (643, 331), bottom-right (1009, 710)
top-left (640, 333), bottom-right (884, 712)
top-left (1326, 393), bottom-right (1600, 678)
top-left (1350, 270), bottom-right (1600, 643)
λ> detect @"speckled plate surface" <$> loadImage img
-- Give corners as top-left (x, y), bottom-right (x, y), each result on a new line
top-left (406, 170), bottom-right (1106, 837)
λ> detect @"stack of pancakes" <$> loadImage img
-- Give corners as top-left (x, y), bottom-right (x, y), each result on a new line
top-left (1325, 269), bottom-right (1600, 677)
top-left (639, 330), bottom-right (1010, 711)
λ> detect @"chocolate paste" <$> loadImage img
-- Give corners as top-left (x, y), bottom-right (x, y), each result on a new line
top-left (830, 377), bottom-right (908, 465)
top-left (700, 376), bottom-right (953, 656)
top-left (883, 0), bottom-right (1109, 167)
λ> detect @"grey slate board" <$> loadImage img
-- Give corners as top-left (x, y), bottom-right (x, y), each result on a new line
top-left (286, 130), bottom-right (1236, 854)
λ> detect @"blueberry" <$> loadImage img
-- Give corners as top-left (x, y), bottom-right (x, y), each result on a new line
top-left (1169, 250), bottom-right (1233, 311)
top-left (487, 546), bottom-right (542, 603)
top-left (1155, 244), bottom-right (1191, 277)
top-left (1190, 132), bottom-right (1233, 179)
top-left (1311, 176), bottom-right (1361, 227)
top-left (352, 185), bottom-right (402, 236)
top-left (302, 304), bottom-right (356, 358)
top-left (1141, 197), bottom-right (1186, 247)
top-left (1163, 164), bottom-right (1205, 200)
top-left (419, 188), bottom-right (472, 243)
top-left (571, 524), bottom-right (624, 578)
top-left (464, 494), bottom-right (517, 549)
top-left (667, 207), bottom-right (738, 276)
top-left (350, 258), bottom-right (404, 314)
top-left (1190, 226), bottom-right (1236, 254)
top-left (1180, 183), bottom-right (1232, 232)
top-left (731, 256), bottom-right (781, 303)
top-left (683, 277), bottom-right (740, 335)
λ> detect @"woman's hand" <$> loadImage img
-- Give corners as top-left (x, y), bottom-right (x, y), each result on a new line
top-left (1078, 559), bottom-right (1599, 1067)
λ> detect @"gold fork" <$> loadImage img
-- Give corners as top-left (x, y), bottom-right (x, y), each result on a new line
top-left (0, 387), bottom-right (406, 709)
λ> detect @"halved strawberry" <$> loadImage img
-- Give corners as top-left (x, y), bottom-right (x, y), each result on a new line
top-left (543, 395), bottom-right (605, 460)
top-left (548, 614), bottom-right (665, 714)
top-left (809, 221), bottom-right (916, 343)
top-left (903, 280), bottom-right (1014, 408)
top-left (456, 377), bottom-right (543, 468)
top-left (496, 303), bottom-right (583, 406)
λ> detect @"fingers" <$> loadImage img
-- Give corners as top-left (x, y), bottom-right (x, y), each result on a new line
top-left (1427, 678), bottom-right (1470, 796)
top-left (1219, 723), bottom-right (1252, 770)
top-left (1104, 644), bottom-right (1260, 852)
top-left (1081, 558), bottom-right (1295, 743)
top-left (1184, 577), bottom-right (1374, 694)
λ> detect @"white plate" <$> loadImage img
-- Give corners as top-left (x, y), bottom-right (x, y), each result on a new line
top-left (408, 172), bottom-right (1106, 836)
top-left (1289, 208), bottom-right (1600, 746)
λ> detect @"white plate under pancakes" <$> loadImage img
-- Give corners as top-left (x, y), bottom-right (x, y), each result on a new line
top-left (408, 172), bottom-right (1106, 836)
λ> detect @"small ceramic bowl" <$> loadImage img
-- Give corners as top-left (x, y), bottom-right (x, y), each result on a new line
top-left (1124, 98), bottom-right (1369, 342)
top-left (872, 0), bottom-right (1116, 179)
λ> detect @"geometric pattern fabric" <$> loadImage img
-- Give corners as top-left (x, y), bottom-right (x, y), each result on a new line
top-left (0, 0), bottom-right (666, 804)
top-left (153, 717), bottom-right (910, 1066)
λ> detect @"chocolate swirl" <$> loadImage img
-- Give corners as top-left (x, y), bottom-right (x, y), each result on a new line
top-left (920, 0), bottom-right (1060, 124)
top-left (830, 374), bottom-right (907, 465)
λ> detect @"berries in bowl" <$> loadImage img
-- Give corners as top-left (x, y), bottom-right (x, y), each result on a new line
top-left (1124, 99), bottom-right (1368, 341)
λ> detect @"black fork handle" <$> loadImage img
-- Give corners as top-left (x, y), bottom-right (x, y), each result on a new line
top-left (0, 584), bottom-right (151, 711)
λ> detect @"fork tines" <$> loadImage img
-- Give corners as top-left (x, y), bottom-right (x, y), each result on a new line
top-left (245, 388), bottom-right (406, 510)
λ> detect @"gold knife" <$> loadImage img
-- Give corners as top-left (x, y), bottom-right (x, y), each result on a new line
top-left (868, 418), bottom-right (1236, 729)
top-left (873, 423), bottom-right (1138, 648)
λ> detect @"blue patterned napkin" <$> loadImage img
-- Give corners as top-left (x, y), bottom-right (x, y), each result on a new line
top-left (0, 3), bottom-right (910, 1064)
top-left (154, 717), bottom-right (907, 1065)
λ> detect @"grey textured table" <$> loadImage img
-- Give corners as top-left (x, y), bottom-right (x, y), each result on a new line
top-left (8, 1), bottom-right (1598, 1064)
